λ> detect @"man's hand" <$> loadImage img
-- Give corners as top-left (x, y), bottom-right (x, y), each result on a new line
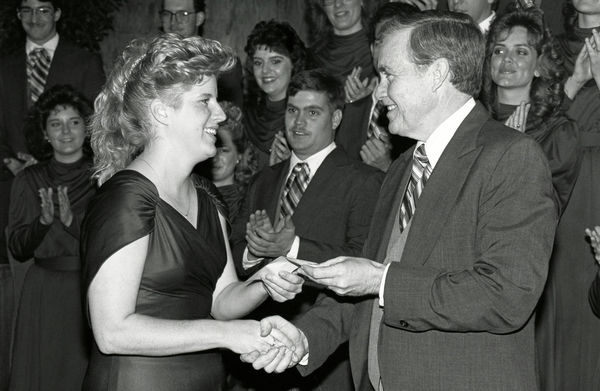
top-left (360, 136), bottom-right (393, 172)
top-left (4, 152), bottom-right (38, 176)
top-left (240, 315), bottom-right (308, 373)
top-left (246, 214), bottom-right (296, 258)
top-left (300, 256), bottom-right (386, 296)
top-left (269, 131), bottom-right (291, 166)
top-left (344, 66), bottom-right (377, 103)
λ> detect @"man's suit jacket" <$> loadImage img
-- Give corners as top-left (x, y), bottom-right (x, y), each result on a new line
top-left (0, 38), bottom-right (105, 156)
top-left (295, 103), bottom-right (557, 391)
top-left (231, 147), bottom-right (384, 278)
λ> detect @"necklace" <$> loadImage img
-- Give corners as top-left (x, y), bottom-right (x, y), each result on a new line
top-left (137, 157), bottom-right (192, 217)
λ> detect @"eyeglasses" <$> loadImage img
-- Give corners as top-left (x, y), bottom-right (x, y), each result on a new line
top-left (17, 6), bottom-right (55, 20)
top-left (158, 10), bottom-right (195, 24)
top-left (322, 0), bottom-right (355, 7)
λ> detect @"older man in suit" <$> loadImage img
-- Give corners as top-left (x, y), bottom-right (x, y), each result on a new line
top-left (231, 68), bottom-right (383, 390)
top-left (243, 11), bottom-right (557, 391)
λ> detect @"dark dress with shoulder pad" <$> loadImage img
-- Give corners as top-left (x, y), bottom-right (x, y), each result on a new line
top-left (81, 170), bottom-right (228, 391)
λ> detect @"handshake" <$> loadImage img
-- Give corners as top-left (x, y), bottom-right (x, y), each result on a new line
top-left (238, 315), bottom-right (309, 374)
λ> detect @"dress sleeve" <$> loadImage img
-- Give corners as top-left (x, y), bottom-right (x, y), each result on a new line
top-left (590, 271), bottom-right (600, 319)
top-left (541, 116), bottom-right (582, 216)
top-left (81, 172), bottom-right (157, 311)
top-left (7, 171), bottom-right (51, 261)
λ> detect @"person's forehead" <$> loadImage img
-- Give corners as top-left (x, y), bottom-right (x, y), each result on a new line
top-left (380, 28), bottom-right (411, 59)
top-left (163, 0), bottom-right (195, 11)
top-left (288, 90), bottom-right (330, 108)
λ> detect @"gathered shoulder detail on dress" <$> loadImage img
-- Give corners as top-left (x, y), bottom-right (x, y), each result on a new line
top-left (81, 170), bottom-right (159, 320)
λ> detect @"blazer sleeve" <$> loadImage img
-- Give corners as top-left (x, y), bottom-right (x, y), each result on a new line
top-left (383, 136), bottom-right (557, 333)
top-left (294, 292), bottom-right (359, 375)
top-left (297, 168), bottom-right (384, 262)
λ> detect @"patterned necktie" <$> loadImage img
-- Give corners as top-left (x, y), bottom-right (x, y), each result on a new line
top-left (280, 162), bottom-right (310, 218)
top-left (399, 144), bottom-right (432, 232)
top-left (27, 48), bottom-right (51, 103)
top-left (368, 101), bottom-right (385, 139)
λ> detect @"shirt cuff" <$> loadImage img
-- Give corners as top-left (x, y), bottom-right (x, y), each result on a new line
top-left (242, 247), bottom-right (264, 270)
top-left (378, 263), bottom-right (391, 307)
top-left (286, 236), bottom-right (300, 258)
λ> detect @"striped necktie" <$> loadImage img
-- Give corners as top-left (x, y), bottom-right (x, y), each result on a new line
top-left (368, 101), bottom-right (385, 139)
top-left (27, 48), bottom-right (51, 103)
top-left (280, 162), bottom-right (310, 218)
top-left (399, 144), bottom-right (432, 231)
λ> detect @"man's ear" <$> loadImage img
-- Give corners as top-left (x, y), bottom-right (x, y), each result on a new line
top-left (431, 58), bottom-right (450, 92)
top-left (54, 8), bottom-right (61, 22)
top-left (196, 11), bottom-right (205, 28)
top-left (332, 108), bottom-right (343, 131)
top-left (150, 99), bottom-right (170, 126)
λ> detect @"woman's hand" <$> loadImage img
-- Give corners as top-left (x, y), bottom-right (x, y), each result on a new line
top-left (57, 185), bottom-right (73, 227)
top-left (38, 187), bottom-right (54, 225)
top-left (585, 226), bottom-right (600, 264)
top-left (504, 101), bottom-right (530, 132)
top-left (360, 135), bottom-right (393, 172)
top-left (565, 42), bottom-right (592, 99)
top-left (584, 29), bottom-right (600, 89)
top-left (344, 67), bottom-right (376, 103)
top-left (269, 131), bottom-right (291, 166)
top-left (226, 319), bottom-right (283, 355)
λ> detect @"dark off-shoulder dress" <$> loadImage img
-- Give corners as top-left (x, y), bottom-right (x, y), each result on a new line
top-left (81, 170), bottom-right (227, 391)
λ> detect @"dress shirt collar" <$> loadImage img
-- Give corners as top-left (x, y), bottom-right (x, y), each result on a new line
top-left (479, 11), bottom-right (496, 35)
top-left (26, 33), bottom-right (59, 60)
top-left (419, 98), bottom-right (475, 169)
top-left (288, 142), bottom-right (337, 181)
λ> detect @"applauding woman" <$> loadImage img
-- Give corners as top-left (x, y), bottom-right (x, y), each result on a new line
top-left (7, 85), bottom-right (96, 390)
top-left (481, 9), bottom-right (581, 215)
top-left (81, 34), bottom-right (296, 391)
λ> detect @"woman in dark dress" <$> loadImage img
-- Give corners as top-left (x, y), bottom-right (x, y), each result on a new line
top-left (81, 34), bottom-right (303, 391)
top-left (243, 20), bottom-right (308, 171)
top-left (210, 101), bottom-right (252, 222)
top-left (480, 9), bottom-right (581, 215)
top-left (7, 85), bottom-right (95, 390)
top-left (530, 2), bottom-right (600, 390)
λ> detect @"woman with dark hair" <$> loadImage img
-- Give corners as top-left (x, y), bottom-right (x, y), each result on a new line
top-left (243, 20), bottom-right (308, 170)
top-left (7, 84), bottom-right (95, 390)
top-left (81, 34), bottom-right (299, 391)
top-left (481, 9), bottom-right (580, 215)
top-left (210, 101), bottom-right (252, 222)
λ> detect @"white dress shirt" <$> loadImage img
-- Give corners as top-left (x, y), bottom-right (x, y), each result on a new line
top-left (25, 33), bottom-right (59, 61)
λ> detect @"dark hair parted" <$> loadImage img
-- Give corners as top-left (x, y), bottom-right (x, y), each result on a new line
top-left (243, 20), bottom-right (307, 108)
top-left (379, 10), bottom-right (485, 97)
top-left (287, 68), bottom-right (345, 111)
top-left (91, 33), bottom-right (235, 184)
top-left (24, 85), bottom-right (92, 161)
top-left (481, 9), bottom-right (565, 129)
top-left (370, 1), bottom-right (419, 42)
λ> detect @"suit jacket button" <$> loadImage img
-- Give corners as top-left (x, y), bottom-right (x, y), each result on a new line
top-left (399, 320), bottom-right (408, 327)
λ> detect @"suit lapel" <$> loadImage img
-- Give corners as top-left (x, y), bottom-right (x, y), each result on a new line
top-left (294, 148), bottom-right (341, 214)
top-left (4, 51), bottom-right (28, 118)
top-left (364, 148), bottom-right (413, 262)
top-left (45, 39), bottom-right (67, 87)
top-left (401, 104), bottom-right (489, 266)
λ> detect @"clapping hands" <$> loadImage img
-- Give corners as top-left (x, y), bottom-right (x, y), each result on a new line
top-left (344, 67), bottom-right (377, 103)
top-left (240, 316), bottom-right (308, 373)
top-left (38, 185), bottom-right (73, 226)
